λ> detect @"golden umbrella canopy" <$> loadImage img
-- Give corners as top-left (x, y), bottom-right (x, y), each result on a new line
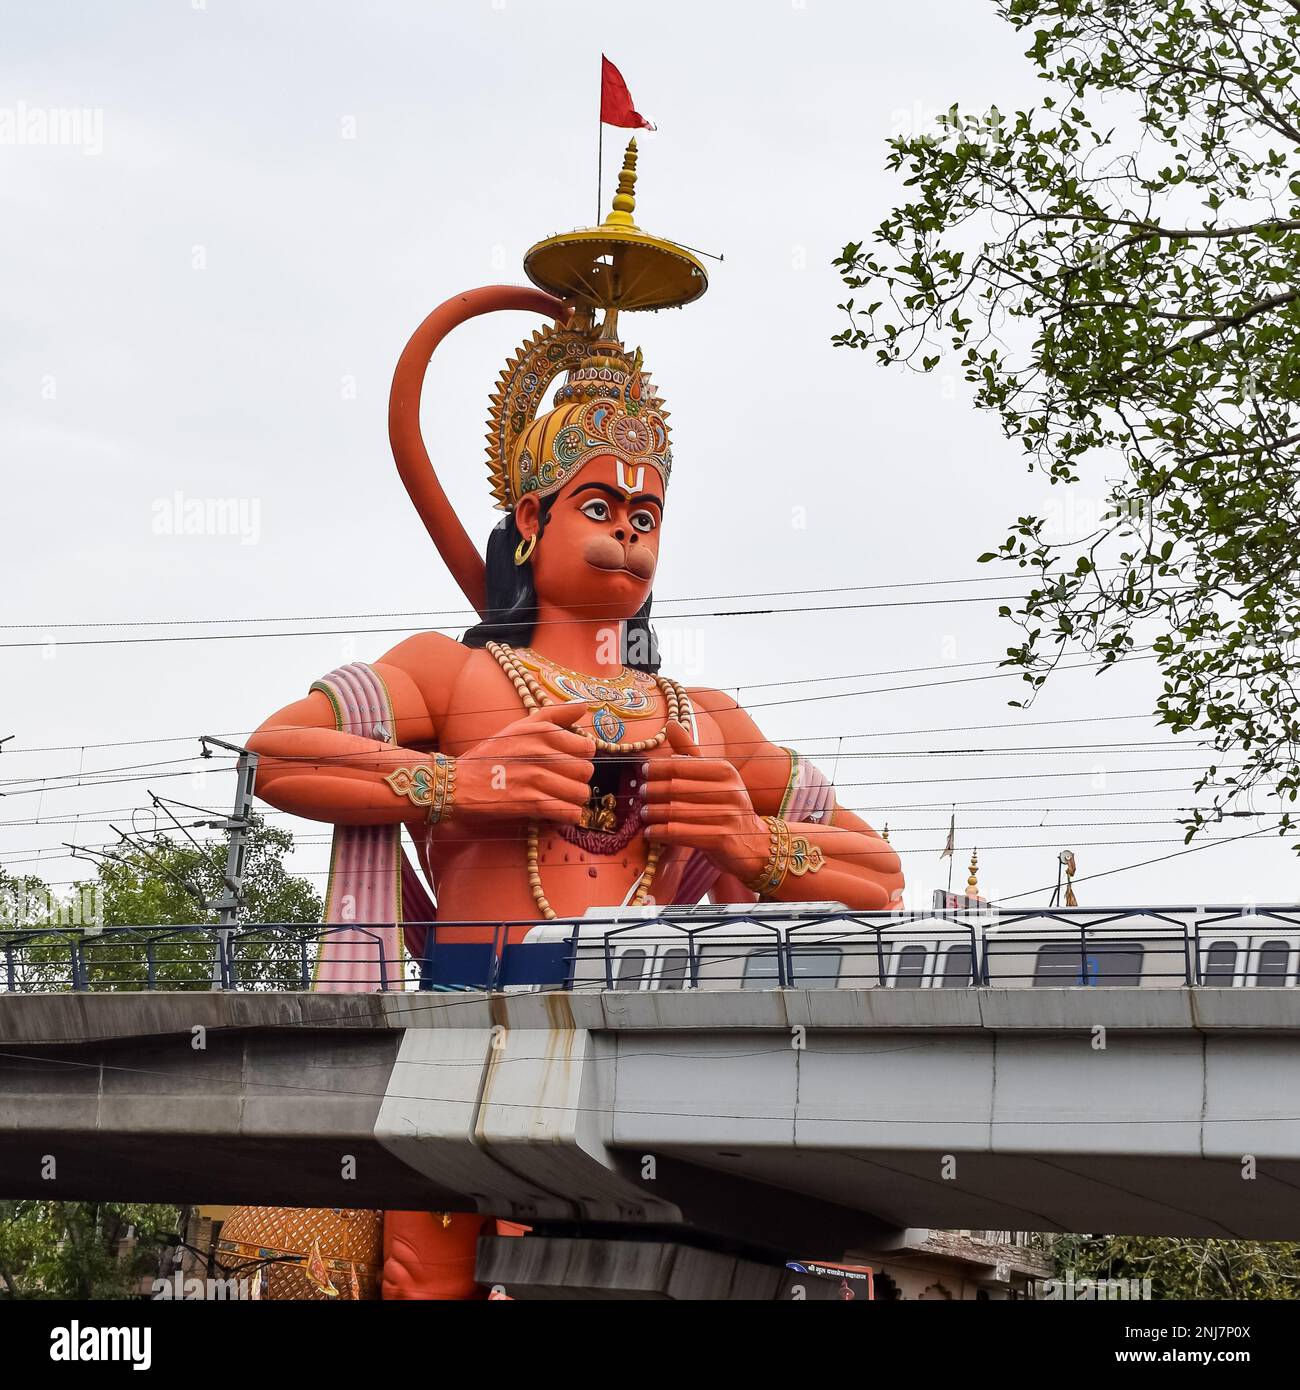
top-left (523, 138), bottom-right (708, 315)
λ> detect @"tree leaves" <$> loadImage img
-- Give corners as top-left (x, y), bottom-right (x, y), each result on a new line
top-left (835, 0), bottom-right (1300, 847)
top-left (1052, 1232), bottom-right (1300, 1300)
top-left (0, 827), bottom-right (324, 1298)
top-left (0, 1201), bottom-right (182, 1300)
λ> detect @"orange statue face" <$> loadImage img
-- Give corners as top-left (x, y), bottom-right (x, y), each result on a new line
top-left (516, 454), bottom-right (664, 618)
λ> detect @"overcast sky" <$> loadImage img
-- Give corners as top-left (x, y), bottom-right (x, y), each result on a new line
top-left (1, 0), bottom-right (1292, 914)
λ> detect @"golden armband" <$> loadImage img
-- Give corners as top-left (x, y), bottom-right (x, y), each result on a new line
top-left (383, 753), bottom-right (457, 824)
top-left (745, 816), bottom-right (826, 896)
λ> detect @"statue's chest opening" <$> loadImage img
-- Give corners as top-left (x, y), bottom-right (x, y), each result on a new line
top-left (559, 752), bottom-right (644, 855)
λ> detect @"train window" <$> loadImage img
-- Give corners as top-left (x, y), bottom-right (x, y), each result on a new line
top-left (1091, 943), bottom-right (1144, 986)
top-left (658, 948), bottom-right (689, 990)
top-left (1033, 944), bottom-right (1082, 986)
top-left (1256, 940), bottom-right (1290, 985)
top-left (941, 944), bottom-right (975, 988)
top-left (1203, 941), bottom-right (1238, 984)
top-left (741, 949), bottom-right (782, 989)
top-left (1033, 943), bottom-right (1144, 986)
top-left (614, 948), bottom-right (647, 990)
top-left (789, 947), bottom-right (842, 989)
top-left (696, 944), bottom-right (765, 986)
top-left (894, 944), bottom-right (927, 988)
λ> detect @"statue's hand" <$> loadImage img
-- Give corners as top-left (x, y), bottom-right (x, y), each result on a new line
top-left (640, 721), bottom-right (769, 879)
top-left (453, 702), bottom-right (595, 827)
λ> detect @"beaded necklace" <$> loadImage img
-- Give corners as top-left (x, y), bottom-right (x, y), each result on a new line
top-left (485, 640), bottom-right (694, 919)
top-left (486, 640), bottom-right (691, 754)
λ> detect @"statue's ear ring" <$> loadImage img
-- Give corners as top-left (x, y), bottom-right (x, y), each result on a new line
top-left (514, 533), bottom-right (537, 567)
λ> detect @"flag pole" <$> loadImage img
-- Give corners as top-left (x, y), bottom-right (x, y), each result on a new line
top-left (947, 807), bottom-right (955, 893)
top-left (597, 57), bottom-right (604, 222)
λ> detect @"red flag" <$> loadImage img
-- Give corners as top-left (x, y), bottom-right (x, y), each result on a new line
top-left (601, 56), bottom-right (655, 130)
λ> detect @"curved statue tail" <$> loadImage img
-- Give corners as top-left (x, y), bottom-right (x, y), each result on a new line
top-left (388, 285), bottom-right (571, 617)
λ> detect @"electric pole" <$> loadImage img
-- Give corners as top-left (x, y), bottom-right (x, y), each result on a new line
top-left (200, 737), bottom-right (260, 987)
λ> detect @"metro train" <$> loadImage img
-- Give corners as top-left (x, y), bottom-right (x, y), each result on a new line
top-left (518, 901), bottom-right (1300, 992)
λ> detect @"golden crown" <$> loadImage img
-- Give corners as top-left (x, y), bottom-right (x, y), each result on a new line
top-left (485, 328), bottom-right (669, 511)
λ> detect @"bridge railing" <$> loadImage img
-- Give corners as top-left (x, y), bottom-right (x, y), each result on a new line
top-left (1, 906), bottom-right (1298, 993)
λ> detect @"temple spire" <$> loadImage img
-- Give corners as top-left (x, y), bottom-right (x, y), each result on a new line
top-left (604, 138), bottom-right (639, 228)
top-left (966, 848), bottom-right (980, 898)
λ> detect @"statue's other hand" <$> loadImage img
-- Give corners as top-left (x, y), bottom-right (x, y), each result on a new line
top-left (454, 702), bottom-right (595, 827)
top-left (639, 720), bottom-right (769, 875)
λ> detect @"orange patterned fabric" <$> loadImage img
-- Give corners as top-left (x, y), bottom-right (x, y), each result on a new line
top-left (217, 1206), bottom-right (382, 1301)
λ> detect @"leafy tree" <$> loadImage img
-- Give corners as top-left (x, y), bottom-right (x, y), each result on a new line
top-left (835, 0), bottom-right (1300, 844)
top-left (94, 812), bottom-right (321, 930)
top-left (0, 816), bottom-right (323, 991)
top-left (0, 1201), bottom-right (183, 1301)
top-left (1052, 1233), bottom-right (1300, 1299)
top-left (0, 824), bottom-right (322, 1298)
top-left (83, 814), bottom-right (325, 988)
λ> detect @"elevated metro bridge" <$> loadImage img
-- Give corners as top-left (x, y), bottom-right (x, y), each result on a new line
top-left (2, 906), bottom-right (1300, 1263)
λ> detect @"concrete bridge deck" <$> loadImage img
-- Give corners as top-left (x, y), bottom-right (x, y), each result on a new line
top-left (3, 987), bottom-right (1299, 1251)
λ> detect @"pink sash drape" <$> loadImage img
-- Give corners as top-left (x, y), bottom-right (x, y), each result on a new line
top-left (311, 662), bottom-right (407, 992)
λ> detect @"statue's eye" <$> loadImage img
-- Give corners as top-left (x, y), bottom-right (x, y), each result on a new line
top-left (580, 499), bottom-right (610, 521)
top-left (630, 510), bottom-right (657, 533)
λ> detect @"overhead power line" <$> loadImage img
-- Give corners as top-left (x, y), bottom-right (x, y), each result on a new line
top-left (0, 571), bottom-right (1120, 631)
top-left (16, 828), bottom-right (1280, 891)
top-left (996, 823), bottom-right (1283, 902)
top-left (0, 710), bottom-right (1164, 758)
top-left (0, 735), bottom-right (1237, 796)
top-left (0, 590), bottom-right (1048, 649)
top-left (0, 790), bottom-right (1249, 831)
top-left (1, 644), bottom-right (1180, 770)
top-left (0, 756), bottom-right (1255, 803)
top-left (0, 814), bottom-right (1267, 864)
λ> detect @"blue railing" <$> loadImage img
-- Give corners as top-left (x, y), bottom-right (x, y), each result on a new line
top-left (1, 905), bottom-right (1298, 994)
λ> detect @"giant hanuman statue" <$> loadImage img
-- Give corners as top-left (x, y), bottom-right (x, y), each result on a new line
top-left (216, 141), bottom-right (903, 1299)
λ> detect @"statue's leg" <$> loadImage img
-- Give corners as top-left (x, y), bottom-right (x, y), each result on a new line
top-left (382, 1210), bottom-right (491, 1300)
